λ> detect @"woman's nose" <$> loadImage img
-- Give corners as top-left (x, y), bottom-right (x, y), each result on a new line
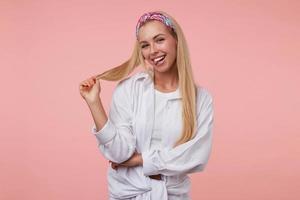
top-left (150, 44), bottom-right (158, 54)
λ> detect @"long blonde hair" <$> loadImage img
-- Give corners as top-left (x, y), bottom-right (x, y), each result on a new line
top-left (95, 11), bottom-right (197, 147)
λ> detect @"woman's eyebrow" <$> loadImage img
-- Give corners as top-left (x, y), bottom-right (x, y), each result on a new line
top-left (139, 34), bottom-right (165, 44)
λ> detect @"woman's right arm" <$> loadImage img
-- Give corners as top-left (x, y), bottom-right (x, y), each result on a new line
top-left (87, 98), bottom-right (108, 132)
top-left (79, 76), bottom-right (136, 164)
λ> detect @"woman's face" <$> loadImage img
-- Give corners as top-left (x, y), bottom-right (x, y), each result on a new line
top-left (138, 20), bottom-right (177, 74)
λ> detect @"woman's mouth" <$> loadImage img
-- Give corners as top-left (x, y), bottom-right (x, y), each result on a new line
top-left (152, 55), bottom-right (166, 66)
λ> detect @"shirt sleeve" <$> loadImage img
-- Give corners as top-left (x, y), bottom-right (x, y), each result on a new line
top-left (91, 78), bottom-right (136, 163)
top-left (141, 89), bottom-right (214, 176)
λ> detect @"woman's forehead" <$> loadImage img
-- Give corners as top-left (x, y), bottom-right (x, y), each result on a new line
top-left (138, 21), bottom-right (169, 41)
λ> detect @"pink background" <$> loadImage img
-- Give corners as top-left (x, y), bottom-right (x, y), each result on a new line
top-left (1, 0), bottom-right (299, 199)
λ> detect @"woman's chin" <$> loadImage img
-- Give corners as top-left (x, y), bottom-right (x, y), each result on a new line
top-left (154, 64), bottom-right (174, 74)
top-left (155, 60), bottom-right (177, 72)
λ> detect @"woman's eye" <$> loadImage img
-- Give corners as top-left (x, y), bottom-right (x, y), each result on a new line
top-left (141, 39), bottom-right (164, 48)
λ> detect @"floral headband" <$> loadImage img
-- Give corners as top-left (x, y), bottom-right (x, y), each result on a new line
top-left (135, 12), bottom-right (176, 38)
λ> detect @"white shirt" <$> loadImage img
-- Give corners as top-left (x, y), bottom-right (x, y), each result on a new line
top-left (91, 70), bottom-right (214, 199)
top-left (150, 87), bottom-right (179, 150)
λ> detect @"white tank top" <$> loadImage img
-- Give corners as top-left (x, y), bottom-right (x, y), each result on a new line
top-left (150, 87), bottom-right (180, 150)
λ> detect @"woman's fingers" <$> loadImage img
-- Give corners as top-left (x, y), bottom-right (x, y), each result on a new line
top-left (92, 76), bottom-right (96, 83)
top-left (88, 78), bottom-right (94, 86)
top-left (80, 77), bottom-right (95, 88)
top-left (79, 82), bottom-right (88, 90)
top-left (110, 161), bottom-right (119, 170)
top-left (79, 76), bottom-right (100, 101)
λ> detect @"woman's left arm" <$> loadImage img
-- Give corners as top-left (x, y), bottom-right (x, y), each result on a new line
top-left (141, 89), bottom-right (214, 176)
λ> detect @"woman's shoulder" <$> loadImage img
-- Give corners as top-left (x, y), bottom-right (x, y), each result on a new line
top-left (196, 85), bottom-right (213, 108)
top-left (197, 86), bottom-right (213, 99)
top-left (114, 71), bottom-right (150, 94)
top-left (119, 71), bottom-right (149, 84)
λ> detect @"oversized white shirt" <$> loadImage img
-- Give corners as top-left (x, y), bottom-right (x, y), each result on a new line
top-left (91, 70), bottom-right (214, 199)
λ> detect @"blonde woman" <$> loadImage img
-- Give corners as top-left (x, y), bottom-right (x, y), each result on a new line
top-left (79, 11), bottom-right (214, 200)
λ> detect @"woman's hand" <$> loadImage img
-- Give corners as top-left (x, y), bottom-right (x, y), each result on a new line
top-left (79, 76), bottom-right (101, 104)
top-left (109, 151), bottom-right (143, 170)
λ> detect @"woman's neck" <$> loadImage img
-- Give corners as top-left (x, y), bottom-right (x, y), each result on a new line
top-left (154, 68), bottom-right (179, 91)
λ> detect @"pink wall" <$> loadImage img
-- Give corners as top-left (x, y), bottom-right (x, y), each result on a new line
top-left (1, 0), bottom-right (299, 199)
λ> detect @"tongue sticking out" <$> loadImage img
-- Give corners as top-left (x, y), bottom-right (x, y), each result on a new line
top-left (155, 55), bottom-right (166, 65)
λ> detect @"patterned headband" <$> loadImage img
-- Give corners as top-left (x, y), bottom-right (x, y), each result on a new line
top-left (135, 12), bottom-right (176, 38)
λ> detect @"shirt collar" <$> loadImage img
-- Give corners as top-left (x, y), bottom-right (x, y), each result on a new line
top-left (140, 70), bottom-right (182, 100)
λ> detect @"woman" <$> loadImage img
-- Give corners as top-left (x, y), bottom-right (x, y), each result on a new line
top-left (79, 11), bottom-right (214, 200)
